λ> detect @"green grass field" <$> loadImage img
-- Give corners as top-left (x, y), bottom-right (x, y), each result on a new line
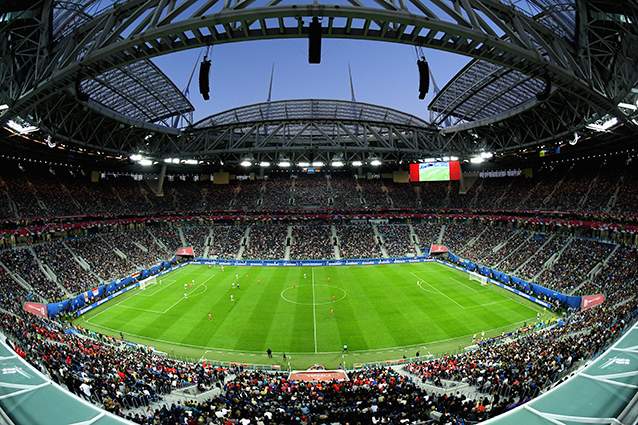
top-left (74, 262), bottom-right (550, 369)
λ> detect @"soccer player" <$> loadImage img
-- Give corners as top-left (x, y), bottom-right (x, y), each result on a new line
top-left (230, 294), bottom-right (235, 302)
top-left (235, 273), bottom-right (239, 280)
top-left (330, 307), bottom-right (334, 316)
top-left (236, 282), bottom-right (240, 290)
top-left (208, 312), bottom-right (213, 321)
top-left (184, 283), bottom-right (188, 290)
top-left (184, 292), bottom-right (188, 299)
top-left (220, 265), bottom-right (224, 272)
top-left (304, 273), bottom-right (307, 279)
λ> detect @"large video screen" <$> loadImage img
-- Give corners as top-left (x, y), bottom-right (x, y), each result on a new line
top-left (409, 161), bottom-right (461, 182)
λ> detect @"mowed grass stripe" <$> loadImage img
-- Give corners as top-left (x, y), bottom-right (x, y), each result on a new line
top-left (76, 262), bottom-right (548, 363)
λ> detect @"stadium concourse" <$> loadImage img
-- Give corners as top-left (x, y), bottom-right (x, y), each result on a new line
top-left (0, 153), bottom-right (634, 424)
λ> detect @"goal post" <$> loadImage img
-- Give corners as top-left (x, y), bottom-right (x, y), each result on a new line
top-left (140, 276), bottom-right (157, 290)
top-left (468, 271), bottom-right (488, 286)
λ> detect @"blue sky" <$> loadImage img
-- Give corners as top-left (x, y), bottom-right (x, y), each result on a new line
top-left (152, 39), bottom-right (471, 124)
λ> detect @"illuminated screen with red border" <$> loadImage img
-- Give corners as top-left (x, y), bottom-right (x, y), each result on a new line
top-left (410, 161), bottom-right (461, 182)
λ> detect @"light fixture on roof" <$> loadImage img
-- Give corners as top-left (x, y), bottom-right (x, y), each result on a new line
top-left (183, 159), bottom-right (198, 165)
top-left (351, 160), bottom-right (363, 167)
top-left (569, 132), bottom-right (581, 146)
top-left (297, 161), bottom-right (310, 167)
top-left (7, 119), bottom-right (39, 134)
top-left (370, 159), bottom-right (382, 166)
top-left (259, 161), bottom-right (271, 167)
top-left (138, 159), bottom-right (153, 166)
top-left (240, 160), bottom-right (252, 167)
top-left (311, 161), bottom-right (324, 167)
top-left (618, 102), bottom-right (637, 111)
top-left (278, 161), bottom-right (291, 168)
top-left (470, 156), bottom-right (484, 164)
top-left (331, 161), bottom-right (344, 167)
top-left (129, 154), bottom-right (143, 161)
top-left (586, 117), bottom-right (619, 132)
top-left (480, 152), bottom-right (493, 159)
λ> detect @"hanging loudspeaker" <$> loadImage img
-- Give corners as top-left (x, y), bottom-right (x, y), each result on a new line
top-left (308, 17), bottom-right (322, 64)
top-left (417, 58), bottom-right (429, 100)
top-left (199, 59), bottom-right (211, 101)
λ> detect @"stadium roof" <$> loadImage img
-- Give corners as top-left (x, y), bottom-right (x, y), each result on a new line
top-left (193, 99), bottom-right (431, 129)
top-left (429, 59), bottom-right (546, 126)
top-left (81, 60), bottom-right (194, 126)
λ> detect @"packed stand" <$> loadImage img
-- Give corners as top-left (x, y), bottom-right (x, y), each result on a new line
top-left (292, 175), bottom-right (331, 208)
top-left (386, 183), bottom-right (418, 208)
top-left (243, 224), bottom-right (287, 260)
top-left (482, 229), bottom-right (530, 267)
top-left (0, 312), bottom-right (228, 416)
top-left (440, 221), bottom-right (485, 253)
top-left (0, 179), bottom-right (16, 220)
top-left (207, 225), bottom-right (245, 259)
top-left (412, 221), bottom-right (442, 248)
top-left (106, 230), bottom-right (165, 269)
top-left (337, 223), bottom-right (382, 258)
top-left (516, 234), bottom-right (569, 281)
top-left (233, 180), bottom-right (262, 210)
top-left (359, 179), bottom-right (391, 209)
top-left (149, 223), bottom-right (181, 254)
top-left (331, 176), bottom-right (362, 209)
top-left (577, 245), bottom-right (638, 296)
top-left (0, 268), bottom-right (31, 315)
top-left (0, 247), bottom-right (64, 300)
top-left (537, 238), bottom-right (614, 292)
top-left (378, 224), bottom-right (415, 257)
top-left (457, 225), bottom-right (510, 263)
top-left (66, 236), bottom-right (136, 283)
top-left (34, 241), bottom-right (95, 295)
top-left (495, 232), bottom-right (549, 274)
top-left (202, 183), bottom-right (237, 211)
top-left (260, 177), bottom-right (292, 210)
top-left (180, 223), bottom-right (209, 256)
top-left (3, 174), bottom-right (49, 218)
top-left (290, 225), bottom-right (334, 259)
top-left (419, 181), bottom-right (452, 209)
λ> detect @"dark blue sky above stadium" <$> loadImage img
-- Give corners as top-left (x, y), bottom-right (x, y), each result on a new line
top-left (152, 39), bottom-right (471, 123)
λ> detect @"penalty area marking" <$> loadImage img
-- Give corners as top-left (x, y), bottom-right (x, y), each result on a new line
top-left (280, 285), bottom-right (347, 306)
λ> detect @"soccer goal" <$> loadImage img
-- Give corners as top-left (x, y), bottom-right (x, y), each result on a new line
top-left (140, 276), bottom-right (157, 290)
top-left (468, 271), bottom-right (488, 286)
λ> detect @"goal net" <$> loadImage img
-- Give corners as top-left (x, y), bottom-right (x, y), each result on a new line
top-left (140, 276), bottom-right (157, 290)
top-left (468, 271), bottom-right (488, 286)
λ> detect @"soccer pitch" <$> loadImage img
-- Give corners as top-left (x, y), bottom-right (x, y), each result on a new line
top-left (75, 262), bottom-right (550, 368)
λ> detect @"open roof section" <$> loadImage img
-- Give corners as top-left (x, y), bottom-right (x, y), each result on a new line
top-left (80, 59), bottom-right (194, 126)
top-left (428, 0), bottom-right (576, 127)
top-left (428, 59), bottom-right (546, 126)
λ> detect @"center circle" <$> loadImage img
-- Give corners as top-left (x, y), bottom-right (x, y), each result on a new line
top-left (280, 285), bottom-right (347, 305)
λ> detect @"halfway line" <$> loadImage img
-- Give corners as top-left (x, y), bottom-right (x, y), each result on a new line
top-left (311, 268), bottom-right (318, 353)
